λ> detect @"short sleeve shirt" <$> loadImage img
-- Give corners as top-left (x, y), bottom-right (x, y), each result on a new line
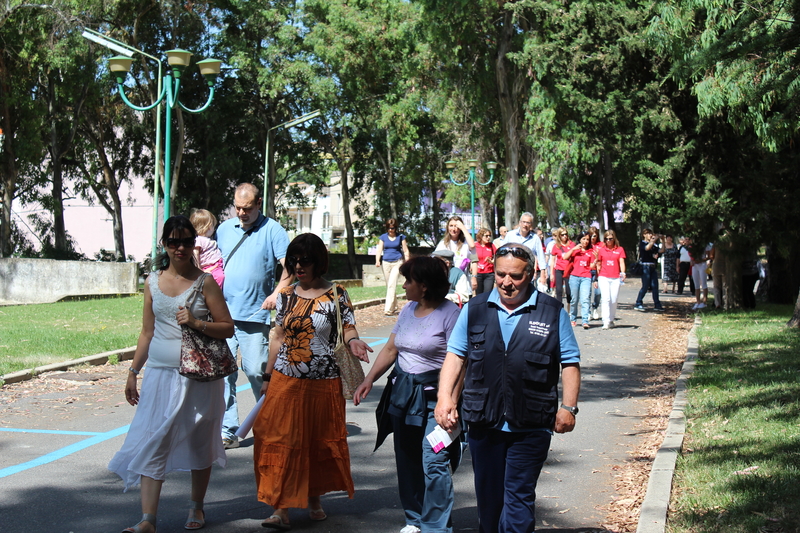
top-left (273, 283), bottom-right (356, 380)
top-left (216, 213), bottom-right (289, 323)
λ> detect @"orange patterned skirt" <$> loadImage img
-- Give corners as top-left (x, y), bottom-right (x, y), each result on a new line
top-left (253, 370), bottom-right (355, 509)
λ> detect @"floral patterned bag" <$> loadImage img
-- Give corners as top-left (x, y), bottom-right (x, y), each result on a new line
top-left (331, 283), bottom-right (365, 399)
top-left (179, 274), bottom-right (238, 382)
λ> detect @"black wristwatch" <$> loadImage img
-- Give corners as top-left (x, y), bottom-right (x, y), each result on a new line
top-left (261, 372), bottom-right (272, 382)
top-left (561, 404), bottom-right (579, 416)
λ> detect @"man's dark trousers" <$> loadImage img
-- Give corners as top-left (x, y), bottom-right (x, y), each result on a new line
top-left (468, 426), bottom-right (551, 533)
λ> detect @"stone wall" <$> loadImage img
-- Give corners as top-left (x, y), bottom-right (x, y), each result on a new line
top-left (0, 258), bottom-right (139, 305)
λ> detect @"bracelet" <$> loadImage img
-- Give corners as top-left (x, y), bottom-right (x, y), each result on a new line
top-left (201, 321), bottom-right (207, 333)
top-left (129, 367), bottom-right (140, 375)
top-left (347, 337), bottom-right (360, 345)
top-left (261, 372), bottom-right (272, 382)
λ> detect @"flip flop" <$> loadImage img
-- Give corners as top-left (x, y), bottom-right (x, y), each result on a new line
top-left (262, 515), bottom-right (291, 531)
top-left (309, 508), bottom-right (327, 521)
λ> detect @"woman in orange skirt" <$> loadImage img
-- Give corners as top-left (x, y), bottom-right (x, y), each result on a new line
top-left (254, 233), bottom-right (372, 530)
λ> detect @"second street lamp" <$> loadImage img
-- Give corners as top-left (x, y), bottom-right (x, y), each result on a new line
top-left (109, 49), bottom-right (221, 220)
top-left (446, 159), bottom-right (498, 239)
top-left (263, 110), bottom-right (322, 217)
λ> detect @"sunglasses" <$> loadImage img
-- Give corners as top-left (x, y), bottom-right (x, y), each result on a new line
top-left (287, 256), bottom-right (314, 268)
top-left (165, 237), bottom-right (195, 249)
top-left (496, 246), bottom-right (532, 260)
top-left (605, 237), bottom-right (614, 241)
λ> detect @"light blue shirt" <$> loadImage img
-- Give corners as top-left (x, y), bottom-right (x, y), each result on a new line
top-left (216, 212), bottom-right (289, 324)
top-left (446, 286), bottom-right (580, 432)
top-left (501, 229), bottom-right (547, 269)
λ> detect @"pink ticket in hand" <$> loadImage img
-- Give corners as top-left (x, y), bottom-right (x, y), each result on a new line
top-left (426, 424), bottom-right (462, 454)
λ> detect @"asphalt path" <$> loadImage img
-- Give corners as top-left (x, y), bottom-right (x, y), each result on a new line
top-left (0, 282), bottom-right (681, 533)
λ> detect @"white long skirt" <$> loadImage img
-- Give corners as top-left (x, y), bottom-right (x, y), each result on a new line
top-left (108, 366), bottom-right (226, 491)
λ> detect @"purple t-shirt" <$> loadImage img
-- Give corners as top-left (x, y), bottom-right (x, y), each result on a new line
top-left (392, 300), bottom-right (461, 375)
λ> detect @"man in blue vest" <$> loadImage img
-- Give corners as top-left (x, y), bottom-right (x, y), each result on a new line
top-left (435, 243), bottom-right (581, 533)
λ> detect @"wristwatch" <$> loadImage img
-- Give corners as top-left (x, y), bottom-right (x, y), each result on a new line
top-left (261, 372), bottom-right (272, 382)
top-left (560, 404), bottom-right (579, 416)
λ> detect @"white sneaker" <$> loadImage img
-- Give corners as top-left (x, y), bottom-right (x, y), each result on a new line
top-left (609, 321), bottom-right (615, 328)
top-left (691, 303), bottom-right (699, 310)
top-left (592, 309), bottom-right (601, 320)
top-left (602, 324), bottom-right (610, 330)
top-left (400, 526), bottom-right (421, 533)
top-left (696, 303), bottom-right (706, 309)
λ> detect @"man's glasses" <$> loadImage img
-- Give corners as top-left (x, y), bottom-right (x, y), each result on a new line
top-left (165, 237), bottom-right (195, 249)
top-left (496, 246), bottom-right (532, 261)
top-left (287, 256), bottom-right (314, 268)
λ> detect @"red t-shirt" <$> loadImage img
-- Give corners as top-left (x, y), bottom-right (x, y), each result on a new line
top-left (553, 242), bottom-right (575, 271)
top-left (475, 242), bottom-right (496, 274)
top-left (571, 246), bottom-right (595, 278)
top-left (597, 245), bottom-right (627, 278)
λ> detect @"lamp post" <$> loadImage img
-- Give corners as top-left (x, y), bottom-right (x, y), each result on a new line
top-left (263, 110), bottom-right (322, 217)
top-left (108, 49), bottom-right (221, 221)
top-left (445, 159), bottom-right (498, 238)
top-left (83, 29), bottom-right (166, 266)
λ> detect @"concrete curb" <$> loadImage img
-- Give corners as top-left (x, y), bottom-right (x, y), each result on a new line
top-left (0, 347), bottom-right (136, 385)
top-left (0, 296), bottom-right (397, 386)
top-left (636, 315), bottom-right (700, 533)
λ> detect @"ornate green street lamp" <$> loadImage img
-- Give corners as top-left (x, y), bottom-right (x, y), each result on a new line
top-left (108, 49), bottom-right (221, 221)
top-left (445, 159), bottom-right (498, 238)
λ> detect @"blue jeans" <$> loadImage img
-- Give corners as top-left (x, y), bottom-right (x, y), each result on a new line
top-left (468, 427), bottom-right (551, 533)
top-left (222, 320), bottom-right (270, 439)
top-left (569, 275), bottom-right (592, 324)
top-left (636, 263), bottom-right (662, 308)
top-left (391, 393), bottom-right (455, 533)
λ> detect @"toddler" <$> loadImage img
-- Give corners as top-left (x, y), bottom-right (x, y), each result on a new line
top-left (189, 209), bottom-right (225, 288)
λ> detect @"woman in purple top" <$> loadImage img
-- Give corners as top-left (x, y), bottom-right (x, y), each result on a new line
top-left (354, 256), bottom-right (461, 533)
top-left (375, 218), bottom-right (411, 316)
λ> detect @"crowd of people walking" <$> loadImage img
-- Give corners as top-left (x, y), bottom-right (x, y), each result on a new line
top-left (108, 193), bottom-right (758, 533)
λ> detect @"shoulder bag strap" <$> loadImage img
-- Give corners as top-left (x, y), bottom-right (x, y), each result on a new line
top-left (331, 282), bottom-right (345, 346)
top-left (223, 216), bottom-right (267, 271)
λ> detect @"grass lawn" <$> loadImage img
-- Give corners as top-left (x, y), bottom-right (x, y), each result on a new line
top-left (0, 284), bottom-right (398, 377)
top-left (668, 304), bottom-right (800, 533)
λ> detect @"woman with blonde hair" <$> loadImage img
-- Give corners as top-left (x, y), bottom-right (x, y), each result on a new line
top-left (595, 230), bottom-right (627, 329)
top-left (435, 215), bottom-right (475, 272)
top-left (189, 209), bottom-right (224, 288)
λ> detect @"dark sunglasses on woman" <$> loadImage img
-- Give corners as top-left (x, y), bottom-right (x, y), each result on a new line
top-left (165, 237), bottom-right (195, 249)
top-left (286, 256), bottom-right (315, 268)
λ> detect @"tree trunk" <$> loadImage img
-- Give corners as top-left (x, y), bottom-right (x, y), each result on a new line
top-left (536, 170), bottom-right (560, 229)
top-left (722, 247), bottom-right (742, 311)
top-left (0, 54), bottom-right (15, 257)
top-left (339, 164), bottom-right (357, 278)
top-left (496, 10), bottom-right (522, 228)
top-left (788, 289), bottom-right (800, 328)
top-left (429, 170), bottom-right (440, 245)
top-left (48, 73), bottom-right (67, 253)
top-left (603, 149), bottom-right (614, 233)
top-left (386, 131), bottom-right (397, 221)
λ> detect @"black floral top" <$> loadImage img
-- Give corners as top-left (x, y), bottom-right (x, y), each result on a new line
top-left (273, 283), bottom-right (356, 380)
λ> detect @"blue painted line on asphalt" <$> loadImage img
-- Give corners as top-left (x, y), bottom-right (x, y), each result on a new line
top-left (0, 428), bottom-right (101, 436)
top-left (0, 337), bottom-right (390, 478)
top-left (0, 424), bottom-right (130, 478)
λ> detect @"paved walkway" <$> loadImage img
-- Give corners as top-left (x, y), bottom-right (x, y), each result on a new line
top-left (0, 282), bottom-right (691, 532)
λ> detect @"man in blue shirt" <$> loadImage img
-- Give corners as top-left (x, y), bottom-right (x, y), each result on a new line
top-left (501, 212), bottom-right (547, 288)
top-left (435, 244), bottom-right (581, 533)
top-left (216, 183), bottom-right (292, 448)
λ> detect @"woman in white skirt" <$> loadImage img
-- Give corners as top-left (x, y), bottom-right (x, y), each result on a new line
top-left (109, 215), bottom-right (234, 533)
